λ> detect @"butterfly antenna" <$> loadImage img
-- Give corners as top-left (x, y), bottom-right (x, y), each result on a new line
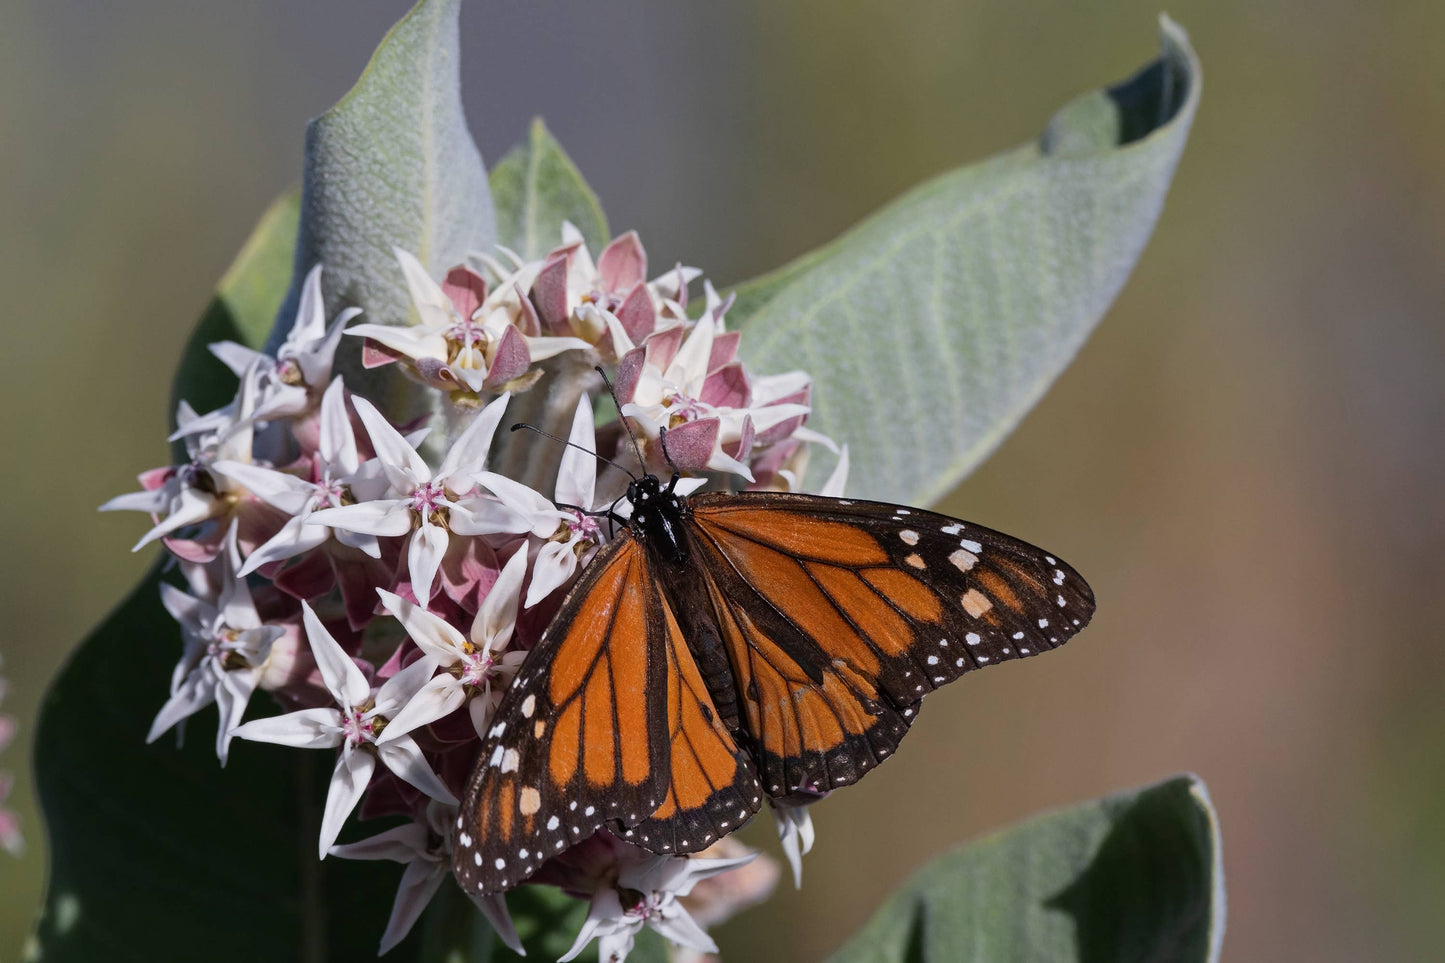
top-left (509, 423), bottom-right (638, 482)
top-left (657, 425), bottom-right (682, 480)
top-left (596, 365), bottom-right (646, 470)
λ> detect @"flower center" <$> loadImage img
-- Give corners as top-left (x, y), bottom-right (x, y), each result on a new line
top-left (566, 509), bottom-right (600, 542)
top-left (410, 481), bottom-right (447, 515)
top-left (314, 472), bottom-right (348, 509)
top-left (341, 705), bottom-right (378, 747)
top-left (663, 390), bottom-right (708, 427)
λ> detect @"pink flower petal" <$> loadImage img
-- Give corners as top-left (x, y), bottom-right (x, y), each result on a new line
top-left (708, 330), bottom-right (741, 371)
top-left (362, 338), bottom-right (404, 369)
top-left (614, 347), bottom-right (647, 404)
top-left (615, 282), bottom-right (656, 343)
top-left (482, 326), bottom-right (532, 390)
top-left (597, 231), bottom-right (647, 291)
top-left (699, 362), bottom-right (750, 409)
top-left (530, 255), bottom-right (571, 332)
top-left (660, 418), bottom-right (719, 472)
top-left (442, 265), bottom-right (487, 319)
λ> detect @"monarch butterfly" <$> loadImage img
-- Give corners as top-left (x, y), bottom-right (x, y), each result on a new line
top-left (452, 426), bottom-right (1094, 895)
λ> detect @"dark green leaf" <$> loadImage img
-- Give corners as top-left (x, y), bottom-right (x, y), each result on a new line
top-left (828, 774), bottom-right (1225, 963)
top-left (491, 118), bottom-right (609, 260)
top-left (28, 563), bottom-right (420, 962)
top-left (732, 17), bottom-right (1201, 503)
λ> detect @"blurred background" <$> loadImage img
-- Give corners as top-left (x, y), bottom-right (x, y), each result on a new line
top-left (3, 0), bottom-right (1443, 959)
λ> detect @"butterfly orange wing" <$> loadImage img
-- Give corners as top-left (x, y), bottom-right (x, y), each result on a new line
top-left (613, 591), bottom-right (762, 854)
top-left (685, 491), bottom-right (1095, 799)
top-left (454, 535), bottom-right (671, 894)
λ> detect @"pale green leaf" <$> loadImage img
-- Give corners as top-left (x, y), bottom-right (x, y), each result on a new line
top-left (733, 17), bottom-right (1201, 503)
top-left (491, 118), bottom-right (609, 260)
top-left (270, 0), bottom-right (494, 354)
top-left (828, 775), bottom-right (1225, 963)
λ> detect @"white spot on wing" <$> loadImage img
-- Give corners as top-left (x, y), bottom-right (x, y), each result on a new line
top-left (899, 530), bottom-right (920, 545)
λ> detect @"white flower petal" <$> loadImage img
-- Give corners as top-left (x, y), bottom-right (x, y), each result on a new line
top-left (560, 889), bottom-right (632, 963)
top-left (309, 500), bottom-right (415, 537)
top-left (319, 749), bottom-right (376, 859)
top-left (376, 734), bottom-right (457, 804)
top-left (476, 471), bottom-right (565, 537)
top-left (352, 395), bottom-right (431, 486)
top-left (472, 547), bottom-right (528, 648)
top-left (407, 520), bottom-right (449, 605)
top-left (208, 341), bottom-right (271, 380)
top-left (819, 444), bottom-right (850, 498)
top-left (378, 859), bottom-right (448, 954)
top-left (467, 891), bottom-right (524, 955)
top-left (525, 540), bottom-right (578, 609)
top-left (302, 601), bottom-right (371, 706)
top-left (318, 376), bottom-right (360, 475)
top-left (146, 669), bottom-right (216, 744)
top-left (289, 264), bottom-right (328, 345)
top-left (435, 392), bottom-right (511, 490)
top-left (446, 496), bottom-right (531, 536)
top-left (345, 322), bottom-right (450, 362)
top-left (377, 589), bottom-right (467, 663)
top-left (379, 674), bottom-right (466, 742)
top-left (231, 707), bottom-right (343, 749)
top-left (238, 516), bottom-right (330, 576)
top-left (394, 247), bottom-right (458, 331)
top-left (327, 821), bottom-right (429, 863)
top-left (373, 652), bottom-right (443, 718)
top-left (211, 460), bottom-right (314, 515)
top-left (555, 396), bottom-right (598, 508)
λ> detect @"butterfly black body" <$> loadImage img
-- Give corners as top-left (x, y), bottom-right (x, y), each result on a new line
top-left (453, 471), bottom-right (1095, 895)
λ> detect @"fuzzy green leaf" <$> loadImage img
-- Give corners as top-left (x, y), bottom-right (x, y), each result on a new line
top-left (733, 17), bottom-right (1201, 503)
top-left (491, 118), bottom-right (609, 260)
top-left (828, 775), bottom-right (1225, 963)
top-left (270, 0), bottom-right (494, 355)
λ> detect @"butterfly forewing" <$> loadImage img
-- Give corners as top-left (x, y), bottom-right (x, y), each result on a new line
top-left (454, 536), bottom-right (672, 894)
top-left (685, 491), bottom-right (1095, 795)
top-left (614, 592), bottom-right (763, 854)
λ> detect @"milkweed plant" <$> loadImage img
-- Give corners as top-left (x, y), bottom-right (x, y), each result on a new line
top-left (35, 3), bottom-right (1220, 962)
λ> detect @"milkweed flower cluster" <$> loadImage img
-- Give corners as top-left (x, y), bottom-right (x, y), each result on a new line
top-left (102, 227), bottom-right (844, 958)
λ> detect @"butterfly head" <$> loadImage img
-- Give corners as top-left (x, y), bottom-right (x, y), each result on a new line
top-left (625, 472), bottom-right (690, 566)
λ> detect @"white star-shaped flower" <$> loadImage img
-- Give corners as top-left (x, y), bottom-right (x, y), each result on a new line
top-left (561, 851), bottom-right (757, 963)
top-left (213, 377), bottom-right (380, 573)
top-left (147, 538), bottom-right (284, 764)
top-left (194, 264), bottom-right (360, 430)
top-left (100, 366), bottom-right (259, 552)
top-left (231, 602), bottom-right (456, 858)
top-left (328, 800), bottom-right (522, 956)
top-left (374, 547), bottom-right (529, 741)
top-left (307, 392), bottom-right (510, 604)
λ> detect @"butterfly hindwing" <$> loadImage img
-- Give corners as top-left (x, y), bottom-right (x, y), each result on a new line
top-left (686, 491), bottom-right (1095, 796)
top-left (453, 535), bottom-right (672, 894)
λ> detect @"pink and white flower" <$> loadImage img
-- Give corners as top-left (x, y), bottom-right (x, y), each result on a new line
top-left (307, 393), bottom-right (511, 605)
top-left (374, 547), bottom-right (529, 741)
top-left (231, 602), bottom-right (456, 857)
top-left (329, 800), bottom-right (522, 955)
top-left (347, 249), bottom-right (588, 401)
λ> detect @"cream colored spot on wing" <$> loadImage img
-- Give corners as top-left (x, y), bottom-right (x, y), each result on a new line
top-left (905, 553), bottom-right (926, 569)
top-left (534, 720), bottom-right (546, 738)
top-left (519, 787), bottom-right (541, 816)
top-left (961, 589), bottom-right (992, 618)
top-left (949, 549), bottom-right (978, 572)
top-left (900, 530), bottom-right (920, 546)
